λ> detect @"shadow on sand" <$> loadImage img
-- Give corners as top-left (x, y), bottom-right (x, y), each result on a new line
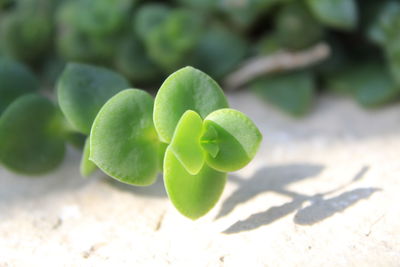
top-left (220, 165), bottom-right (379, 234)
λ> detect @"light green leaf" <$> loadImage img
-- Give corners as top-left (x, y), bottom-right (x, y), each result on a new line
top-left (0, 94), bottom-right (65, 174)
top-left (154, 66), bottom-right (228, 143)
top-left (90, 89), bottom-right (160, 186)
top-left (57, 63), bottom-right (130, 135)
top-left (164, 147), bottom-right (226, 220)
top-left (170, 110), bottom-right (205, 175)
top-left (202, 109), bottom-right (262, 172)
top-left (306, 0), bottom-right (357, 30)
top-left (80, 138), bottom-right (97, 177)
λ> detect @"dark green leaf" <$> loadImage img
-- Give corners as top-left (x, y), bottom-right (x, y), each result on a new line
top-left (0, 58), bottom-right (39, 114)
top-left (275, 3), bottom-right (324, 50)
top-left (251, 71), bottom-right (315, 116)
top-left (306, 0), bottom-right (357, 30)
top-left (193, 25), bottom-right (248, 79)
top-left (57, 63), bottom-right (130, 134)
top-left (0, 94), bottom-right (66, 174)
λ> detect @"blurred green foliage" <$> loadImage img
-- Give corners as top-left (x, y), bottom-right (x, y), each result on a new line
top-left (0, 0), bottom-right (400, 118)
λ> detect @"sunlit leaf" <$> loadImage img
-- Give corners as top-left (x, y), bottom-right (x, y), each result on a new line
top-left (154, 66), bottom-right (228, 143)
top-left (169, 110), bottom-right (205, 175)
top-left (80, 138), bottom-right (97, 177)
top-left (164, 147), bottom-right (226, 219)
top-left (202, 109), bottom-right (262, 172)
top-left (90, 89), bottom-right (160, 186)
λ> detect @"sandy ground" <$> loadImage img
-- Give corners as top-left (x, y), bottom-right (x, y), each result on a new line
top-left (1, 92), bottom-right (400, 267)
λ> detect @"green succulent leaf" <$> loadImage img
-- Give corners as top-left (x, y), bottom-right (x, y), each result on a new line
top-left (0, 58), bottom-right (39, 114)
top-left (164, 147), bottom-right (226, 220)
top-left (154, 66), bottom-right (228, 143)
top-left (193, 25), bottom-right (248, 79)
top-left (202, 109), bottom-right (262, 172)
top-left (170, 110), bottom-right (205, 175)
top-left (200, 123), bottom-right (219, 158)
top-left (251, 71), bottom-right (315, 117)
top-left (0, 1), bottom-right (54, 62)
top-left (306, 0), bottom-right (357, 30)
top-left (366, 1), bottom-right (400, 45)
top-left (327, 63), bottom-right (400, 107)
top-left (74, 0), bottom-right (134, 36)
top-left (275, 3), bottom-right (324, 50)
top-left (133, 3), bottom-right (170, 41)
top-left (144, 9), bottom-right (204, 71)
top-left (80, 138), bottom-right (97, 177)
top-left (57, 63), bottom-right (130, 134)
top-left (114, 36), bottom-right (160, 84)
top-left (0, 94), bottom-right (66, 174)
top-left (218, 0), bottom-right (280, 29)
top-left (90, 89), bottom-right (160, 186)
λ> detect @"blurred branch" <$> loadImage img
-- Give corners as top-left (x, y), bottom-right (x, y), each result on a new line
top-left (224, 43), bottom-right (331, 90)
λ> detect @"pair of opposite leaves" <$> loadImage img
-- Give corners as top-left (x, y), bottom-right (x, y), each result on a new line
top-left (90, 66), bottom-right (262, 219)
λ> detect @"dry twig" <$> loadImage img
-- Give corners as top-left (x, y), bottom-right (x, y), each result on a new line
top-left (224, 43), bottom-right (331, 90)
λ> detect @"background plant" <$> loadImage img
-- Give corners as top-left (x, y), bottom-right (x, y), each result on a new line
top-left (0, 0), bottom-right (399, 116)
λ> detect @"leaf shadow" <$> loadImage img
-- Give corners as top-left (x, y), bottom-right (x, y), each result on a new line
top-left (221, 165), bottom-right (379, 234)
top-left (216, 163), bottom-right (325, 219)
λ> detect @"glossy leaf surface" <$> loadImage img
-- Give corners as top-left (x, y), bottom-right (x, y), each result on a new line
top-left (154, 66), bottom-right (228, 143)
top-left (169, 110), bottom-right (205, 175)
top-left (90, 89), bottom-right (160, 186)
top-left (0, 94), bottom-right (65, 174)
top-left (202, 109), bottom-right (262, 172)
top-left (164, 147), bottom-right (226, 220)
top-left (57, 63), bottom-right (130, 134)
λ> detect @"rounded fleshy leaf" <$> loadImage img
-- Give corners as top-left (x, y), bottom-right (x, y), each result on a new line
top-left (0, 94), bottom-right (65, 174)
top-left (164, 147), bottom-right (226, 220)
top-left (80, 138), bottom-right (97, 177)
top-left (202, 108), bottom-right (262, 172)
top-left (170, 110), bottom-right (205, 175)
top-left (0, 58), bottom-right (39, 114)
top-left (154, 66), bottom-right (228, 143)
top-left (57, 63), bottom-right (130, 134)
top-left (90, 89), bottom-right (160, 186)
